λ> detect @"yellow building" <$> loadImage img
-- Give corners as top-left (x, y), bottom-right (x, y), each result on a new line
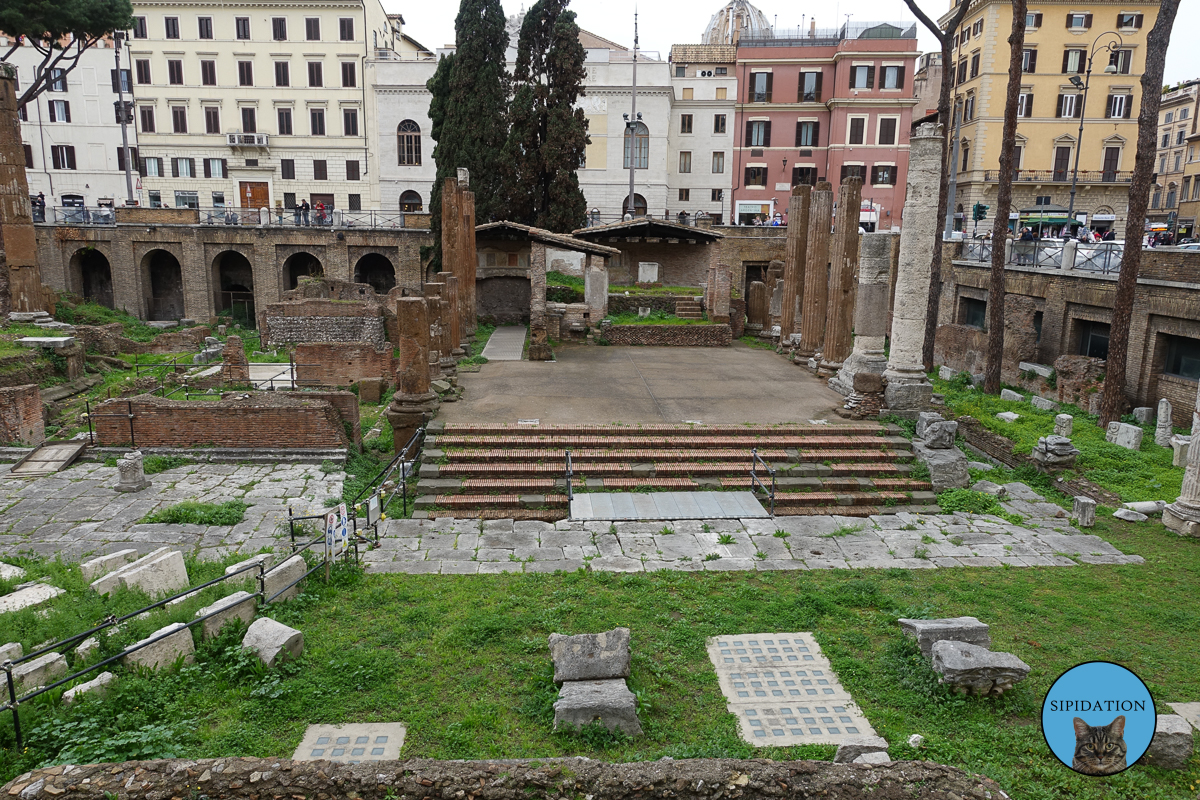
top-left (1175, 87), bottom-right (1200, 240)
top-left (940, 0), bottom-right (1158, 239)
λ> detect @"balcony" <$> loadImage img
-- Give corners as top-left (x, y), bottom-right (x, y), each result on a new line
top-left (981, 169), bottom-right (1133, 184)
top-left (227, 133), bottom-right (269, 148)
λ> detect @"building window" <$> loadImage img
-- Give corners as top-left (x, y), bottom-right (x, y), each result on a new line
top-left (164, 17), bottom-right (179, 39)
top-left (171, 106), bottom-right (187, 133)
top-left (796, 120), bottom-right (819, 147)
top-left (272, 18), bottom-right (287, 40)
top-left (624, 121), bottom-right (649, 169)
top-left (171, 157), bottom-right (194, 178)
top-left (871, 165), bottom-right (896, 186)
top-left (241, 107), bottom-right (256, 133)
top-left (346, 160), bottom-right (360, 181)
top-left (313, 160), bottom-right (328, 180)
top-left (848, 117), bottom-right (866, 145)
top-left (878, 117), bottom-right (897, 146)
top-left (400, 190), bottom-right (423, 212)
top-left (1162, 132), bottom-right (1170, 148)
top-left (1151, 190), bottom-right (1161, 209)
top-left (799, 71), bottom-right (822, 102)
top-left (1063, 49), bottom-right (1085, 74)
top-left (679, 151), bottom-right (692, 173)
top-left (133, 17), bottom-right (147, 38)
top-left (1104, 147), bottom-right (1120, 181)
top-left (1178, 130), bottom-right (1187, 146)
top-left (135, 59), bottom-right (151, 84)
top-left (960, 297), bottom-right (987, 330)
top-left (715, 67), bottom-right (727, 75)
top-left (340, 18), bottom-right (354, 40)
top-left (969, 53), bottom-right (980, 79)
top-left (792, 166), bottom-right (817, 187)
top-left (1118, 13), bottom-right (1144, 29)
top-left (23, 144), bottom-right (33, 169)
top-left (343, 109), bottom-right (359, 136)
top-left (204, 106), bottom-right (220, 134)
top-left (882, 65), bottom-right (904, 89)
top-left (201, 60), bottom-right (216, 86)
top-left (678, 188), bottom-right (690, 202)
top-left (964, 94), bottom-right (976, 120)
top-left (1025, 12), bottom-right (1043, 28)
top-left (680, 114), bottom-right (693, 134)
top-left (1018, 92), bottom-right (1034, 117)
top-left (675, 66), bottom-right (686, 78)
top-left (139, 106), bottom-right (155, 132)
top-left (1167, 187), bottom-right (1178, 207)
top-left (749, 72), bottom-right (772, 102)
top-left (1175, 153), bottom-right (1183, 172)
top-left (48, 100), bottom-right (70, 122)
top-left (712, 151), bottom-right (725, 173)
top-left (1057, 93), bottom-right (1081, 118)
top-left (341, 62), bottom-right (356, 87)
top-left (167, 60), bottom-right (183, 85)
top-left (745, 166), bottom-right (767, 187)
top-left (682, 88), bottom-right (694, 100)
top-left (841, 164), bottom-right (865, 182)
top-left (204, 158), bottom-right (226, 178)
top-left (112, 68), bottom-right (132, 94)
top-left (973, 19), bottom-right (983, 36)
top-left (174, 191), bottom-right (199, 209)
top-left (398, 119), bottom-right (421, 165)
top-left (1107, 94), bottom-right (1132, 119)
top-left (50, 145), bottom-right (76, 170)
top-left (961, 142), bottom-right (970, 171)
top-left (212, 192), bottom-right (225, 207)
top-left (278, 108), bottom-right (293, 135)
top-left (198, 17), bottom-right (213, 39)
top-left (238, 61), bottom-right (253, 86)
top-left (141, 157), bottom-right (163, 177)
top-left (713, 114), bottom-right (726, 134)
top-left (1185, 177), bottom-right (1193, 200)
top-left (956, 59), bottom-right (967, 85)
top-left (308, 62), bottom-right (323, 87)
top-left (235, 17), bottom-right (250, 39)
top-left (310, 109), bottom-right (326, 136)
top-left (1079, 321), bottom-right (1110, 359)
top-left (716, 87), bottom-right (727, 100)
top-left (747, 120), bottom-right (770, 147)
top-left (1022, 49), bottom-right (1038, 73)
top-left (851, 65), bottom-right (874, 89)
top-left (148, 191), bottom-right (161, 208)
top-left (1164, 335), bottom-right (1200, 379)
top-left (711, 188), bottom-right (724, 201)
top-left (281, 159), bottom-right (296, 179)
top-left (348, 194), bottom-right (361, 211)
top-left (116, 146), bottom-right (138, 172)
top-left (275, 62), bottom-right (289, 87)
top-left (1113, 50), bottom-right (1133, 74)
top-left (306, 18), bottom-right (320, 40)
top-left (1066, 12), bottom-right (1092, 29)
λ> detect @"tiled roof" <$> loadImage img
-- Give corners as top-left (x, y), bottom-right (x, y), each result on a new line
top-left (572, 218), bottom-right (725, 242)
top-left (475, 221), bottom-right (621, 256)
top-left (670, 44), bottom-right (737, 64)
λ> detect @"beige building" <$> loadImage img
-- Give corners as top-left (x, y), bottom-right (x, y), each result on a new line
top-left (1150, 80), bottom-right (1199, 237)
top-left (942, 0), bottom-right (1159, 238)
top-left (1180, 88), bottom-right (1200, 240)
top-left (128, 0), bottom-right (399, 216)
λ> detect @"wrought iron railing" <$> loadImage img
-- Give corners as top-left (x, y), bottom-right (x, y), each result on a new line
top-left (750, 447), bottom-right (777, 517)
top-left (982, 169), bottom-right (1133, 184)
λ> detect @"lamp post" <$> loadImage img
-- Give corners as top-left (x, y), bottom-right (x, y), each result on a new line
top-left (1067, 32), bottom-right (1124, 224)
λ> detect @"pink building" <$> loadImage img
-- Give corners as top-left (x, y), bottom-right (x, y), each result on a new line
top-left (731, 22), bottom-right (920, 229)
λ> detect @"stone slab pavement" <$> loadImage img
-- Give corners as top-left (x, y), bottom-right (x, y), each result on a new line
top-left (480, 326), bottom-right (527, 361)
top-left (0, 460), bottom-right (344, 563)
top-left (364, 511), bottom-right (1144, 575)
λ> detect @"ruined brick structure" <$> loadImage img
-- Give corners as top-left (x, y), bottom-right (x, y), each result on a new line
top-left (600, 324), bottom-right (733, 347)
top-left (0, 385), bottom-right (44, 445)
top-left (260, 299), bottom-right (387, 348)
top-left (294, 342), bottom-right (396, 388)
top-left (221, 336), bottom-right (250, 382)
top-left (0, 70), bottom-right (43, 313)
top-left (73, 324), bottom-right (213, 356)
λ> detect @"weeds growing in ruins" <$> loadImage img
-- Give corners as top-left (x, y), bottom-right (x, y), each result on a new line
top-left (141, 500), bottom-right (248, 526)
top-left (716, 534), bottom-right (736, 545)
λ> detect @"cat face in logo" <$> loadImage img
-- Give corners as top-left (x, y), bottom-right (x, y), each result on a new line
top-left (1072, 715), bottom-right (1127, 775)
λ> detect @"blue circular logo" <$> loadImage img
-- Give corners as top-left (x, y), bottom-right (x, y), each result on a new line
top-left (1042, 661), bottom-right (1155, 776)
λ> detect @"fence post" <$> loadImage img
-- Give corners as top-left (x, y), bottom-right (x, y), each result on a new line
top-left (5, 664), bottom-right (21, 749)
top-left (127, 400), bottom-right (135, 448)
top-left (85, 400), bottom-right (94, 444)
top-left (1062, 240), bottom-right (1078, 271)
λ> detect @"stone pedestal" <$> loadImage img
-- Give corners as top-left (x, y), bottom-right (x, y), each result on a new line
top-left (780, 185), bottom-right (811, 338)
top-left (387, 297), bottom-right (440, 452)
top-left (830, 232), bottom-right (891, 395)
top-left (1054, 414), bottom-right (1073, 437)
top-left (1072, 496), bottom-right (1096, 527)
top-left (796, 184), bottom-right (834, 360)
top-left (818, 178), bottom-right (863, 376)
top-left (883, 123), bottom-right (943, 410)
top-left (711, 267), bottom-right (731, 324)
top-left (115, 451), bottom-right (151, 493)
top-left (529, 243), bottom-right (553, 361)
top-left (1164, 413), bottom-right (1200, 537)
top-left (1155, 398), bottom-right (1174, 447)
top-left (222, 335), bottom-right (250, 382)
top-left (1031, 435), bottom-right (1080, 473)
top-left (584, 254), bottom-right (608, 323)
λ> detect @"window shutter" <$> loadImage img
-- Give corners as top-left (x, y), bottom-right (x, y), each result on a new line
top-left (840, 165), bottom-right (848, 182)
top-left (1124, 96), bottom-right (1133, 119)
top-left (1084, 14), bottom-right (1092, 28)
top-left (188, 158), bottom-right (195, 176)
top-left (1028, 50), bottom-right (1037, 73)
top-left (138, 157), bottom-right (147, 176)
top-left (796, 121), bottom-right (803, 147)
top-left (1056, 94), bottom-right (1064, 117)
top-left (1075, 99), bottom-right (1083, 119)
top-left (1062, 51), bottom-right (1071, 73)
top-left (866, 66), bottom-right (875, 88)
top-left (744, 166), bottom-right (754, 186)
top-left (221, 159), bottom-right (228, 178)
top-left (64, 102), bottom-right (70, 123)
top-left (812, 120), bottom-right (820, 146)
top-left (23, 144), bottom-right (33, 168)
top-left (762, 121), bottom-right (771, 147)
top-left (1065, 13), bottom-right (1072, 28)
top-left (51, 148), bottom-right (60, 170)
top-left (111, 69), bottom-right (120, 92)
top-left (117, 147), bottom-right (124, 171)
top-left (1134, 14), bottom-right (1143, 28)
top-left (745, 120), bottom-right (753, 145)
top-left (814, 71), bottom-right (822, 101)
top-left (66, 147), bottom-right (76, 169)
top-left (171, 159), bottom-right (179, 177)
top-left (1035, 13), bottom-right (1043, 27)
top-left (896, 65), bottom-right (905, 88)
top-left (48, 103), bottom-right (56, 123)
top-left (764, 72), bottom-right (773, 100)
top-left (1105, 95), bottom-right (1114, 118)
top-left (203, 159), bottom-right (211, 178)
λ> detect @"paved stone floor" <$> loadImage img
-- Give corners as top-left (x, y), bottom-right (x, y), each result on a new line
top-left (364, 510), bottom-right (1144, 575)
top-left (480, 326), bottom-right (527, 361)
top-left (0, 460), bottom-right (343, 563)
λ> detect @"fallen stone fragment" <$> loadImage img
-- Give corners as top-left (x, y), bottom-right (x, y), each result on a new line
top-left (897, 617), bottom-right (991, 659)
top-left (930, 640), bottom-right (1030, 697)
top-left (833, 736), bottom-right (889, 763)
top-left (549, 628), bottom-right (632, 683)
top-left (242, 618), bottom-right (304, 668)
top-left (553, 678), bottom-right (642, 736)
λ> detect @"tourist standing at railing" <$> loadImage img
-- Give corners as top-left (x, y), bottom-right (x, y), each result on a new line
top-left (315, 201), bottom-right (326, 227)
top-left (300, 200), bottom-right (311, 227)
top-left (293, 202), bottom-right (301, 226)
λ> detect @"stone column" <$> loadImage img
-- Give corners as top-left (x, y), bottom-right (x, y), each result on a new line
top-left (1155, 398), bottom-right (1173, 447)
top-left (0, 72), bottom-right (42, 314)
top-left (829, 232), bottom-right (893, 396)
top-left (819, 178), bottom-right (863, 376)
top-left (780, 185), bottom-right (812, 342)
top-left (386, 296), bottom-right (439, 453)
top-left (584, 254), bottom-right (608, 322)
top-left (441, 177), bottom-right (461, 286)
top-left (528, 242), bottom-right (552, 361)
top-left (746, 281), bottom-right (768, 334)
top-left (795, 182), bottom-right (834, 361)
top-left (458, 168), bottom-right (477, 339)
top-left (423, 282), bottom-right (448, 378)
top-left (1165, 408), bottom-right (1200, 537)
top-left (711, 267), bottom-right (731, 324)
top-left (883, 122), bottom-right (943, 411)
top-left (437, 271), bottom-right (463, 357)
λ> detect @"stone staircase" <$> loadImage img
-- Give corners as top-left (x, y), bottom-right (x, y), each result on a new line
top-left (674, 298), bottom-right (703, 320)
top-left (413, 422), bottom-right (937, 521)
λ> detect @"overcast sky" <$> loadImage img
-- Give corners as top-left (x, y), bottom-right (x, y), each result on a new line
top-left (391, 0), bottom-right (1199, 87)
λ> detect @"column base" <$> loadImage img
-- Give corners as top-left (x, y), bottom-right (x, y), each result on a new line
top-left (883, 364), bottom-right (933, 410)
top-left (386, 392), bottom-right (440, 453)
top-left (1163, 502), bottom-right (1200, 537)
top-left (816, 359), bottom-right (843, 378)
top-left (828, 351), bottom-right (888, 397)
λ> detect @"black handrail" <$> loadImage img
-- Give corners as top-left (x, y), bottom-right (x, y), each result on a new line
top-left (565, 449), bottom-right (574, 504)
top-left (750, 447), bottom-right (777, 517)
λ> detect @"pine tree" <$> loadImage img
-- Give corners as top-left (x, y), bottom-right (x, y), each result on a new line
top-left (503, 0), bottom-right (590, 232)
top-left (427, 0), bottom-right (510, 263)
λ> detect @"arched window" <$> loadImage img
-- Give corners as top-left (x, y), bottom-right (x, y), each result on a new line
top-left (623, 121), bottom-right (649, 169)
top-left (398, 120), bottom-right (421, 166)
top-left (400, 190), bottom-right (423, 212)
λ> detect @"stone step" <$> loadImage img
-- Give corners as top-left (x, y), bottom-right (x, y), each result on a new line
top-left (419, 508), bottom-right (562, 521)
top-left (434, 448), bottom-right (793, 464)
top-left (433, 434), bottom-right (909, 450)
top-left (424, 493), bottom-right (570, 510)
top-left (437, 422), bottom-right (893, 437)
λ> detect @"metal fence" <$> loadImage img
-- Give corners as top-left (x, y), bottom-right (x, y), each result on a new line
top-left (964, 240), bottom-right (994, 264)
top-left (1009, 239), bottom-right (1064, 268)
top-left (41, 206), bottom-right (116, 226)
top-left (348, 427), bottom-right (426, 538)
top-left (1074, 242), bottom-right (1124, 274)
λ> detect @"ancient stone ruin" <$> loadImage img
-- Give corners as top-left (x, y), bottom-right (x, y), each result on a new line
top-left (549, 627), bottom-right (641, 736)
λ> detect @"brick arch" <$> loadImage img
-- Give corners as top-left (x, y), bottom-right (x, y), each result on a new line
top-left (139, 248), bottom-right (185, 321)
top-left (67, 246), bottom-right (114, 308)
top-left (283, 251), bottom-right (325, 289)
top-left (211, 249), bottom-right (257, 326)
top-left (353, 252), bottom-right (396, 294)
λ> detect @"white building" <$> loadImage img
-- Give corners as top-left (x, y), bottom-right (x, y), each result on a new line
top-left (7, 35), bottom-right (140, 213)
top-left (667, 44), bottom-right (737, 224)
top-left (365, 45), bottom-right (440, 216)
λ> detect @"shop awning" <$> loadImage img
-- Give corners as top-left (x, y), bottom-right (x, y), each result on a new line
top-left (1022, 215), bottom-right (1076, 225)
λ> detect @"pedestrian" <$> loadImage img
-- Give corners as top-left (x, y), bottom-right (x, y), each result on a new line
top-left (300, 200), bottom-right (310, 227)
top-left (315, 200), bottom-right (326, 226)
top-left (293, 201), bottom-right (301, 226)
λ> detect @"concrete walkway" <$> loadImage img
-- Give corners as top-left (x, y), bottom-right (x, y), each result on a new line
top-left (480, 326), bottom-right (526, 361)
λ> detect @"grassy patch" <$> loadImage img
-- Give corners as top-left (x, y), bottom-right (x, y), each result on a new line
top-left (610, 284), bottom-right (700, 297)
top-left (546, 271), bottom-right (585, 289)
top-left (936, 488), bottom-right (1023, 524)
top-left (54, 301), bottom-right (161, 342)
top-left (141, 500), bottom-right (248, 526)
top-left (142, 455), bottom-right (191, 475)
top-left (738, 335), bottom-right (775, 350)
top-left (604, 310), bottom-right (710, 327)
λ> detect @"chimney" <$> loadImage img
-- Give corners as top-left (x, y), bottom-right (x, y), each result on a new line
top-left (810, 19), bottom-right (817, 37)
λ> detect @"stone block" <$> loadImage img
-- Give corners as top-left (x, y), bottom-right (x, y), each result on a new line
top-left (553, 678), bottom-right (642, 736)
top-left (80, 549), bottom-right (139, 582)
top-left (912, 441), bottom-right (968, 491)
top-left (74, 637), bottom-right (99, 662)
top-left (915, 412), bottom-right (945, 440)
top-left (0, 563), bottom-right (25, 581)
top-left (0, 583), bottom-right (63, 614)
top-left (13, 652), bottom-right (67, 693)
top-left (1106, 422), bottom-right (1143, 450)
top-left (921, 421), bottom-right (958, 450)
top-left (196, 591), bottom-right (258, 639)
top-left (242, 617), bottom-right (304, 667)
top-left (115, 451), bottom-right (151, 493)
top-left (833, 736), bottom-right (890, 763)
top-left (884, 381), bottom-right (932, 411)
top-left (1113, 508), bottom-right (1148, 522)
top-left (1031, 435), bottom-right (1080, 473)
top-left (62, 671), bottom-right (116, 705)
top-left (938, 366), bottom-right (956, 381)
top-left (90, 546), bottom-right (172, 594)
top-left (1054, 414), bottom-right (1074, 437)
top-left (1140, 714), bottom-right (1194, 770)
top-left (1171, 435), bottom-right (1191, 467)
top-left (996, 412), bottom-right (1020, 423)
top-left (264, 554), bottom-right (307, 602)
top-left (930, 640), bottom-right (1030, 697)
top-left (853, 372), bottom-right (884, 393)
top-left (637, 263), bottom-right (660, 283)
top-left (0, 642), bottom-right (22, 662)
top-left (225, 553), bottom-right (274, 584)
top-left (1072, 497), bottom-right (1096, 528)
top-left (1155, 399), bottom-right (1174, 447)
top-left (1000, 389), bottom-right (1023, 402)
top-left (118, 550), bottom-right (189, 598)
top-left (1123, 501), bottom-right (1165, 516)
top-left (123, 622), bottom-right (195, 671)
top-left (1132, 407), bottom-right (1155, 424)
top-left (1018, 362), bottom-right (1054, 379)
top-left (853, 752), bottom-right (891, 765)
top-left (1031, 396), bottom-right (1058, 411)
top-left (897, 616), bottom-right (991, 659)
top-left (549, 627), bottom-right (632, 683)
top-left (971, 480), bottom-right (1005, 496)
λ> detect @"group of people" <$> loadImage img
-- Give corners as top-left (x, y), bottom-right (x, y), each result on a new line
top-left (290, 200), bottom-right (331, 227)
top-left (751, 212), bottom-right (787, 226)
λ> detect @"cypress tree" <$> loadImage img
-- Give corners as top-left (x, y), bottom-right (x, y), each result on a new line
top-left (503, 0), bottom-right (590, 232)
top-left (427, 0), bottom-right (510, 264)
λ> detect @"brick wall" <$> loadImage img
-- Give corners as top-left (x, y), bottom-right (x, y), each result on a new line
top-left (1155, 374), bottom-right (1198, 428)
top-left (74, 324), bottom-right (215, 356)
top-left (281, 390), bottom-right (361, 448)
top-left (714, 226), bottom-right (787, 296)
top-left (114, 208), bottom-right (198, 225)
top-left (1136, 250), bottom-right (1200, 284)
top-left (601, 324), bottom-right (732, 347)
top-left (0, 385), bottom-right (43, 445)
top-left (92, 392), bottom-right (356, 449)
top-left (0, 352), bottom-right (52, 389)
top-left (730, 298), bottom-right (746, 338)
top-left (605, 243), bottom-right (720, 288)
top-left (222, 335), bottom-right (250, 382)
top-left (294, 342), bottom-right (396, 389)
top-left (261, 299), bottom-right (386, 348)
top-left (933, 294), bottom-right (1038, 383)
top-left (606, 295), bottom-right (689, 315)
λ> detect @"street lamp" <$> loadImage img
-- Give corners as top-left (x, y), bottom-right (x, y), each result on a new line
top-left (1067, 31), bottom-right (1124, 225)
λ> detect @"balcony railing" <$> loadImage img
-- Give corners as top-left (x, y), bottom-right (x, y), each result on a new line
top-left (1074, 242), bottom-right (1124, 274)
top-left (982, 169), bottom-right (1133, 184)
top-left (964, 240), bottom-right (993, 263)
top-left (960, 238), bottom-right (1126, 274)
top-left (227, 133), bottom-right (269, 147)
top-left (41, 206), bottom-right (116, 225)
top-left (1009, 239), bottom-right (1064, 268)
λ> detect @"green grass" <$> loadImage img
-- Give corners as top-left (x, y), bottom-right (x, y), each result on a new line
top-left (546, 271), bottom-right (585, 289)
top-left (604, 310), bottom-right (710, 326)
top-left (610, 284), bottom-right (700, 296)
top-left (0, 515), bottom-right (1197, 797)
top-left (54, 301), bottom-right (161, 343)
top-left (142, 455), bottom-right (191, 475)
top-left (738, 335), bottom-right (776, 350)
top-left (140, 500), bottom-right (248, 526)
top-left (937, 488), bottom-right (1023, 524)
top-left (459, 322), bottom-right (497, 367)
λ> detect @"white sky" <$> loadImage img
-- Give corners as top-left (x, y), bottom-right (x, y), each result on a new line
top-left (390, 0), bottom-right (1199, 87)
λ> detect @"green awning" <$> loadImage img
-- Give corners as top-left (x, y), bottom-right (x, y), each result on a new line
top-left (1021, 215), bottom-right (1076, 225)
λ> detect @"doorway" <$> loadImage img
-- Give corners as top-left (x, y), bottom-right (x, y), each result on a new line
top-left (240, 182), bottom-right (269, 209)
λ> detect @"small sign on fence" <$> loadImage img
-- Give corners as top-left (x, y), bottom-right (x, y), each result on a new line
top-left (325, 503), bottom-right (350, 558)
top-left (367, 493), bottom-right (381, 525)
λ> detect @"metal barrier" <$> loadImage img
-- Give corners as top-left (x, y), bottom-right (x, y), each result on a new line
top-left (346, 427), bottom-right (426, 543)
top-left (565, 449), bottom-right (574, 503)
top-left (1074, 242), bottom-right (1124, 274)
top-left (1009, 239), bottom-right (1063, 268)
top-left (750, 448), bottom-right (777, 517)
top-left (964, 240), bottom-right (993, 263)
top-left (0, 557), bottom-right (284, 748)
top-left (45, 206), bottom-right (117, 226)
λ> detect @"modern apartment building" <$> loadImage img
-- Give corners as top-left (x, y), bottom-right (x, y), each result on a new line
top-left (667, 45), bottom-right (737, 224)
top-left (127, 0), bottom-right (398, 215)
top-left (1149, 80), bottom-right (1198, 237)
top-left (730, 21), bottom-right (920, 228)
top-left (942, 0), bottom-right (1159, 238)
